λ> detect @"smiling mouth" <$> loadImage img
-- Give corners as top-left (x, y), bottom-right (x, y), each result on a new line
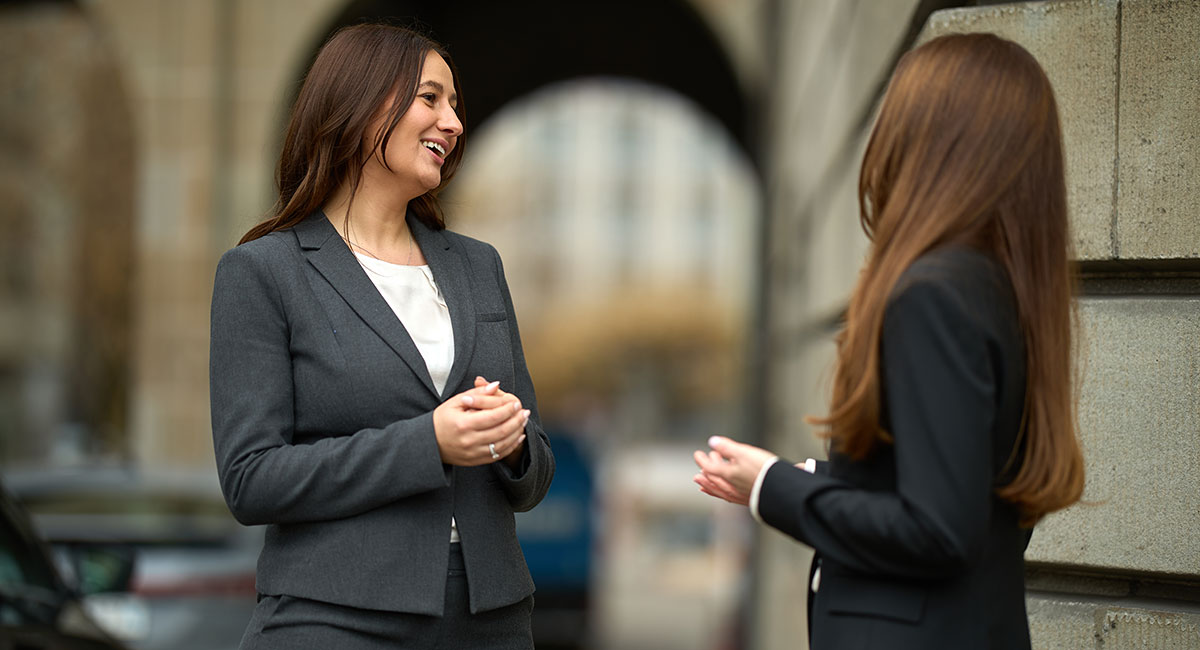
top-left (421, 140), bottom-right (446, 157)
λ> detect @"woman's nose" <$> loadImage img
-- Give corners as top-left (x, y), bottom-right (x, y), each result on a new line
top-left (439, 106), bottom-right (462, 136)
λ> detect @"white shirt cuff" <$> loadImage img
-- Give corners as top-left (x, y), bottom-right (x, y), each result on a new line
top-left (749, 456), bottom-right (780, 524)
top-left (750, 457), bottom-right (818, 524)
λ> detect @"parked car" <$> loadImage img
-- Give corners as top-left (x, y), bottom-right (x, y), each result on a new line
top-left (0, 477), bottom-right (129, 649)
top-left (4, 466), bottom-right (262, 650)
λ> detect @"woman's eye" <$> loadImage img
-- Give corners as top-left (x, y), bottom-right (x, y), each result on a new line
top-left (421, 93), bottom-right (436, 102)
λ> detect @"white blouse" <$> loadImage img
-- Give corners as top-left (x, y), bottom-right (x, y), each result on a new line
top-left (353, 252), bottom-right (455, 395)
top-left (354, 251), bottom-right (460, 543)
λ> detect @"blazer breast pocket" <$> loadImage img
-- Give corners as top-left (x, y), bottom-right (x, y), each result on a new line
top-left (472, 315), bottom-right (515, 385)
top-left (476, 311), bottom-right (507, 322)
top-left (822, 571), bottom-right (927, 624)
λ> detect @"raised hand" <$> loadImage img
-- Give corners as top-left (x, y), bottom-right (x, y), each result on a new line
top-left (692, 436), bottom-right (778, 506)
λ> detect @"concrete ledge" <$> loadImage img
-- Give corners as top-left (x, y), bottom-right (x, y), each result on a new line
top-left (1027, 595), bottom-right (1097, 650)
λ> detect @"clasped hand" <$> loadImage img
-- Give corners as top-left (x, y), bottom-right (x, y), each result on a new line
top-left (433, 376), bottom-right (529, 467)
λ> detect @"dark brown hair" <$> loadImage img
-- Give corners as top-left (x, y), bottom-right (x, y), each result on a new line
top-left (809, 33), bottom-right (1084, 526)
top-left (239, 23), bottom-right (466, 244)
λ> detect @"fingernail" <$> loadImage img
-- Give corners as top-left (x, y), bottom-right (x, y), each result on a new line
top-left (512, 401), bottom-right (521, 412)
top-left (522, 409), bottom-right (531, 419)
top-left (487, 380), bottom-right (500, 390)
top-left (708, 436), bottom-right (722, 448)
top-left (462, 395), bottom-right (474, 406)
top-left (518, 435), bottom-right (527, 444)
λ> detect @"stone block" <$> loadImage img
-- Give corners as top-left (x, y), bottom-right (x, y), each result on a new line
top-left (1025, 297), bottom-right (1200, 576)
top-left (1095, 607), bottom-right (1200, 648)
top-left (923, 0), bottom-right (1120, 261)
top-left (1027, 596), bottom-right (1200, 650)
top-left (1116, 0), bottom-right (1200, 260)
top-left (1026, 595), bottom-right (1097, 650)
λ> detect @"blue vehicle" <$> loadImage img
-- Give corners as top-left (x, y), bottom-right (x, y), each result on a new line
top-left (516, 431), bottom-right (594, 650)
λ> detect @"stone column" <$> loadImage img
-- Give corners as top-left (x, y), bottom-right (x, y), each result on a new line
top-left (84, 0), bottom-right (343, 467)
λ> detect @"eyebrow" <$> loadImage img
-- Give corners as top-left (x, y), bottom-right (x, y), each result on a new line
top-left (418, 80), bottom-right (457, 104)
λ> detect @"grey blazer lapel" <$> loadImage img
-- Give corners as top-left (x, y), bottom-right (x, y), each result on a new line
top-left (295, 212), bottom-right (440, 398)
top-left (409, 212), bottom-right (477, 401)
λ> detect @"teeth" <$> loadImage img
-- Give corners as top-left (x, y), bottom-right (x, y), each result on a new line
top-left (422, 141), bottom-right (446, 156)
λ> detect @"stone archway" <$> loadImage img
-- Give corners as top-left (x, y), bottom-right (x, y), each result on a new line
top-left (305, 0), bottom-right (756, 167)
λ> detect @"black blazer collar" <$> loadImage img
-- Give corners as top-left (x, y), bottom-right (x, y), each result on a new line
top-left (295, 210), bottom-right (476, 401)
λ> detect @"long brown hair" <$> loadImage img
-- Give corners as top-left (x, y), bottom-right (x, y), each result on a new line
top-left (810, 33), bottom-right (1084, 526)
top-left (239, 23), bottom-right (467, 244)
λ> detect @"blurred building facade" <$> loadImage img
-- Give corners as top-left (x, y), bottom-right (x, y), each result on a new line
top-left (0, 0), bottom-right (1197, 649)
top-left (446, 80), bottom-right (759, 649)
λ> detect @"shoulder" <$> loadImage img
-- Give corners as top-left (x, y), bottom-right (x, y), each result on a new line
top-left (222, 229), bottom-right (296, 261)
top-left (439, 228), bottom-right (500, 259)
top-left (438, 228), bottom-right (505, 277)
top-left (899, 245), bottom-right (1002, 287)
top-left (215, 229), bottom-right (300, 286)
top-left (892, 246), bottom-right (1009, 311)
top-left (885, 246), bottom-right (1020, 356)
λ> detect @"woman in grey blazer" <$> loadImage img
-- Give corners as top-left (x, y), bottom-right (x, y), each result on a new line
top-left (209, 24), bottom-right (553, 649)
top-left (693, 34), bottom-right (1085, 648)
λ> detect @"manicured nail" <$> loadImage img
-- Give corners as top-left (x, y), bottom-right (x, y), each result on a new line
top-left (708, 436), bottom-right (722, 448)
top-left (487, 380), bottom-right (500, 391)
top-left (522, 409), bottom-right (531, 419)
top-left (518, 435), bottom-right (527, 444)
top-left (512, 401), bottom-right (522, 412)
top-left (462, 395), bottom-right (474, 406)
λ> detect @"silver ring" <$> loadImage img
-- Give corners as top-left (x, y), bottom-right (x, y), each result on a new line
top-left (489, 443), bottom-right (500, 460)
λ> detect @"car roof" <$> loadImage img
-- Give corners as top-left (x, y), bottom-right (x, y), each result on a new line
top-left (1, 465), bottom-right (244, 545)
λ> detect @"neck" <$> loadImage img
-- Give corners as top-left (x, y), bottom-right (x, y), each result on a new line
top-left (324, 182), bottom-right (422, 265)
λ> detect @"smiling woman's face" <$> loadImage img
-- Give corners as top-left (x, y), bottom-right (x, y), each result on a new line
top-left (368, 51), bottom-right (463, 200)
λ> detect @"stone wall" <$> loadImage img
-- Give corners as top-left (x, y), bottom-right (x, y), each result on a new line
top-left (926, 2), bottom-right (1200, 648)
top-left (759, 0), bottom-right (1200, 648)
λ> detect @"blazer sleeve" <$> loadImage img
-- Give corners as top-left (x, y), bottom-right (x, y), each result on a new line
top-left (757, 278), bottom-right (997, 579)
top-left (210, 243), bottom-right (450, 526)
top-left (486, 246), bottom-right (555, 512)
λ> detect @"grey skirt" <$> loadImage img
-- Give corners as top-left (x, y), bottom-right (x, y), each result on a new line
top-left (239, 544), bottom-right (534, 650)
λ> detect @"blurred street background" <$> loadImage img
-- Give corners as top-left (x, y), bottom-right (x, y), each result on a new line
top-left (1, 1), bottom-right (1198, 649)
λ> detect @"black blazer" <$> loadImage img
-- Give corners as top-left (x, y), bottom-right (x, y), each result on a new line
top-left (209, 211), bottom-right (554, 616)
top-left (758, 246), bottom-right (1032, 649)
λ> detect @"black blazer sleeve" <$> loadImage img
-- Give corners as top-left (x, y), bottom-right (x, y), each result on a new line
top-left (757, 276), bottom-right (997, 579)
top-left (210, 241), bottom-right (450, 526)
top-left (485, 246), bottom-right (554, 512)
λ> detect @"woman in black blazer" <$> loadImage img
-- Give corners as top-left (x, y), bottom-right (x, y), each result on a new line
top-left (694, 34), bottom-right (1085, 649)
top-left (209, 24), bottom-right (553, 649)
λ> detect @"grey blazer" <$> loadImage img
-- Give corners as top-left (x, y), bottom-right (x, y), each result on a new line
top-left (209, 210), bottom-right (554, 616)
